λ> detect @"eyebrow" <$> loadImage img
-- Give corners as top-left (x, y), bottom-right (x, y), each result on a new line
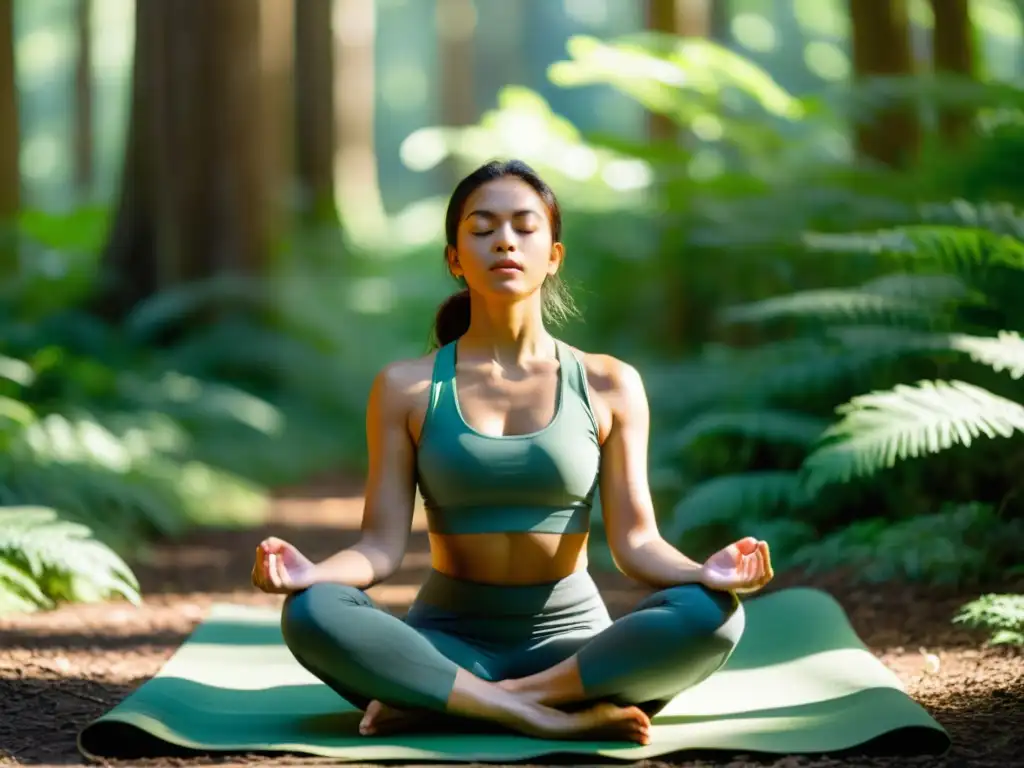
top-left (464, 209), bottom-right (541, 220)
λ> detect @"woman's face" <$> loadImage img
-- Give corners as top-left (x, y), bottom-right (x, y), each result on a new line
top-left (449, 177), bottom-right (563, 302)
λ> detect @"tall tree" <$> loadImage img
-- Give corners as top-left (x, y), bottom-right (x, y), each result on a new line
top-left (930, 0), bottom-right (975, 146)
top-left (437, 0), bottom-right (475, 187)
top-left (98, 0), bottom-right (287, 320)
top-left (74, 0), bottom-right (93, 198)
top-left (294, 0), bottom-right (338, 226)
top-left (644, 0), bottom-right (716, 143)
top-left (849, 0), bottom-right (920, 167)
top-left (333, 0), bottom-right (384, 243)
top-left (0, 0), bottom-right (18, 244)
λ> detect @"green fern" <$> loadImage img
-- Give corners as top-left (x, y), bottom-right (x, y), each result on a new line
top-left (801, 380), bottom-right (1024, 493)
top-left (954, 593), bottom-right (1024, 646)
top-left (826, 326), bottom-right (1024, 378)
top-left (720, 289), bottom-right (945, 327)
top-left (0, 506), bottom-right (141, 614)
top-left (790, 502), bottom-right (1020, 586)
top-left (664, 471), bottom-right (804, 544)
top-left (0, 412), bottom-right (266, 546)
top-left (666, 409), bottom-right (827, 452)
top-left (949, 330), bottom-right (1024, 379)
top-left (803, 225), bottom-right (1024, 271)
top-left (916, 199), bottom-right (1024, 239)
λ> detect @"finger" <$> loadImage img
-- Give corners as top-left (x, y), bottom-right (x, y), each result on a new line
top-left (267, 554), bottom-right (282, 589)
top-left (275, 552), bottom-right (291, 588)
top-left (261, 537), bottom-right (287, 554)
top-left (760, 541), bottom-right (774, 579)
top-left (743, 553), bottom-right (757, 584)
top-left (735, 537), bottom-right (758, 556)
top-left (253, 548), bottom-right (267, 588)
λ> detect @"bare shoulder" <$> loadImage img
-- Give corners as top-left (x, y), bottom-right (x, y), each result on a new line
top-left (567, 345), bottom-right (648, 426)
top-left (371, 351), bottom-right (437, 413)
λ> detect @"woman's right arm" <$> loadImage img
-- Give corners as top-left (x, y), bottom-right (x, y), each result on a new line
top-left (307, 362), bottom-right (419, 589)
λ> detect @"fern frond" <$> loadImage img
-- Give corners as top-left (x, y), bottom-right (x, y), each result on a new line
top-left (0, 355), bottom-right (34, 386)
top-left (954, 594), bottom-right (1024, 646)
top-left (720, 290), bottom-right (936, 326)
top-left (0, 506), bottom-right (141, 614)
top-left (790, 501), bottom-right (1016, 585)
top-left (804, 225), bottom-right (1024, 271)
top-left (949, 330), bottom-right (1024, 379)
top-left (667, 410), bottom-right (828, 452)
top-left (647, 337), bottom-right (929, 417)
top-left (916, 199), bottom-right (1024, 239)
top-left (664, 471), bottom-right (803, 544)
top-left (860, 272), bottom-right (972, 301)
top-left (826, 327), bottom-right (1024, 379)
top-left (801, 380), bottom-right (1024, 492)
top-left (0, 557), bottom-right (51, 610)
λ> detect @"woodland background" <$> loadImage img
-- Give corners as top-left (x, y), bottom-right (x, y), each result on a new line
top-left (1, 0), bottom-right (1022, 647)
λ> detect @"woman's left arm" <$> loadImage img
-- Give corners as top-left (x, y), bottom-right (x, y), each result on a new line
top-left (595, 358), bottom-right (703, 588)
top-left (594, 357), bottom-right (772, 592)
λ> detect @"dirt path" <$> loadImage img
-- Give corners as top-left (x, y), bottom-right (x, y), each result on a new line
top-left (1, 476), bottom-right (1021, 768)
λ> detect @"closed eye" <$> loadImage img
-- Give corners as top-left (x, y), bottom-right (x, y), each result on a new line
top-left (471, 229), bottom-right (535, 237)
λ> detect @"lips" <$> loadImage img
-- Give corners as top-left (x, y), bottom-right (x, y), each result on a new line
top-left (490, 258), bottom-right (523, 271)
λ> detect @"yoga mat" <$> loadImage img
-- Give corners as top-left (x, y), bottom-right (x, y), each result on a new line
top-left (77, 587), bottom-right (950, 762)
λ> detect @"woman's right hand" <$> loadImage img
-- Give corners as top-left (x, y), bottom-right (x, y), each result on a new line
top-left (251, 537), bottom-right (317, 594)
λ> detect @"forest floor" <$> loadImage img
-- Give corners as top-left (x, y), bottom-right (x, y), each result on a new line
top-left (1, 474), bottom-right (1022, 768)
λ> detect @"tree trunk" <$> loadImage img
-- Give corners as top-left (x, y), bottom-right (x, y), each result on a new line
top-left (0, 0), bottom-right (18, 231)
top-left (259, 0), bottom-right (294, 242)
top-left (74, 0), bottom-right (93, 198)
top-left (97, 0), bottom-right (277, 321)
top-left (644, 0), bottom-right (712, 143)
top-left (930, 0), bottom-right (974, 146)
top-left (334, 0), bottom-right (384, 243)
top-left (437, 0), bottom-right (475, 187)
top-left (295, 0), bottom-right (338, 226)
top-left (848, 0), bottom-right (920, 167)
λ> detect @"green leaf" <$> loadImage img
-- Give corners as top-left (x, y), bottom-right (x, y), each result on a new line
top-left (948, 330), bottom-right (1024, 379)
top-left (802, 380), bottom-right (1024, 492)
top-left (0, 558), bottom-right (52, 609)
top-left (0, 355), bottom-right (34, 386)
top-left (667, 410), bottom-right (828, 451)
top-left (665, 471), bottom-right (803, 543)
top-left (803, 225), bottom-right (1024, 271)
top-left (720, 289), bottom-right (938, 326)
top-left (0, 506), bottom-right (141, 613)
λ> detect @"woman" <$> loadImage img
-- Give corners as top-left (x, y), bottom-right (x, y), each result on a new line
top-left (251, 159), bottom-right (773, 745)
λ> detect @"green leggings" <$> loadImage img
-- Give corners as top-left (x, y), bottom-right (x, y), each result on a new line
top-left (281, 569), bottom-right (744, 717)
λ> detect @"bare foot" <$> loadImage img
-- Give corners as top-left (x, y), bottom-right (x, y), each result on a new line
top-left (519, 701), bottom-right (651, 745)
top-left (359, 700), bottom-right (440, 736)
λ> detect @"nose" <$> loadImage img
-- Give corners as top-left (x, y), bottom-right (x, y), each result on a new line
top-left (493, 223), bottom-right (517, 252)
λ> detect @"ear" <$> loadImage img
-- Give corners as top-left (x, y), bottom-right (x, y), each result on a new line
top-left (446, 245), bottom-right (462, 278)
top-left (548, 242), bottom-right (565, 277)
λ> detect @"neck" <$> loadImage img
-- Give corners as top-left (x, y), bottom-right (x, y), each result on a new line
top-left (459, 292), bottom-right (552, 366)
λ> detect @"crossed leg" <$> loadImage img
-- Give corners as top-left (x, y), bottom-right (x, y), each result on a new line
top-left (500, 583), bottom-right (745, 715)
top-left (360, 583), bottom-right (745, 734)
top-left (280, 583), bottom-right (651, 743)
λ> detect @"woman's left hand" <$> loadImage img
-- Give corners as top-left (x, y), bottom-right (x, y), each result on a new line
top-left (700, 537), bottom-right (774, 594)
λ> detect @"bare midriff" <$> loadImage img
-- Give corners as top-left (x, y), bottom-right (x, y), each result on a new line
top-left (428, 531), bottom-right (590, 585)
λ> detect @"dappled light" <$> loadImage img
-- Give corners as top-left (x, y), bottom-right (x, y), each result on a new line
top-left (2, 0), bottom-right (1023, 766)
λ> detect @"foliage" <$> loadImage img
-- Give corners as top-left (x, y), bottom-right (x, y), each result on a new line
top-left (0, 212), bottom-right (376, 614)
top-left (954, 593), bottom-right (1024, 647)
top-left (790, 502), bottom-right (1022, 586)
top-left (0, 506), bottom-right (140, 613)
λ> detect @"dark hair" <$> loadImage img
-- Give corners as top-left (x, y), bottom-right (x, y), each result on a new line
top-left (431, 159), bottom-right (579, 348)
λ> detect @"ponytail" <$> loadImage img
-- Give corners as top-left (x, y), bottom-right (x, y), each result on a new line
top-left (431, 288), bottom-right (471, 348)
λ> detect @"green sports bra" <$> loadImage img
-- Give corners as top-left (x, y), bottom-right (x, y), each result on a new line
top-left (415, 339), bottom-right (601, 535)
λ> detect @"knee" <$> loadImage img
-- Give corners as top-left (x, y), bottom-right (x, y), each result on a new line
top-left (656, 584), bottom-right (745, 649)
top-left (281, 583), bottom-right (366, 653)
